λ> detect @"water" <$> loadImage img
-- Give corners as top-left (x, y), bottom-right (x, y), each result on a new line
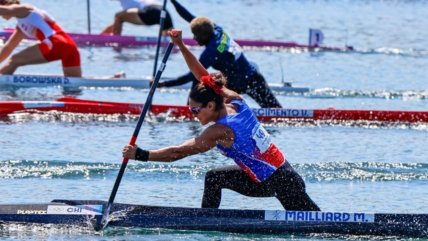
top-left (0, 0), bottom-right (427, 240)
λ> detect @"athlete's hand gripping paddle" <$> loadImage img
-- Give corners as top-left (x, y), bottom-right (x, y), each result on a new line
top-left (94, 42), bottom-right (174, 231)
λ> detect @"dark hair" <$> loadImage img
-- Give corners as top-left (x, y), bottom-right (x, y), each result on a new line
top-left (190, 17), bottom-right (214, 45)
top-left (189, 73), bottom-right (227, 111)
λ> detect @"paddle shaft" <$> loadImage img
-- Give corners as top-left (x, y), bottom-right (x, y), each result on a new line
top-left (86, 0), bottom-right (91, 34)
top-left (98, 42), bottom-right (174, 230)
top-left (152, 0), bottom-right (168, 78)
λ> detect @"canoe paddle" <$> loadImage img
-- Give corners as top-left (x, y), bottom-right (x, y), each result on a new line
top-left (94, 42), bottom-right (174, 231)
top-left (86, 0), bottom-right (91, 34)
top-left (152, 0), bottom-right (168, 78)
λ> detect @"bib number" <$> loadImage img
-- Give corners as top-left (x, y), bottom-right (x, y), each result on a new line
top-left (252, 124), bottom-right (271, 153)
top-left (217, 33), bottom-right (242, 60)
top-left (228, 39), bottom-right (242, 60)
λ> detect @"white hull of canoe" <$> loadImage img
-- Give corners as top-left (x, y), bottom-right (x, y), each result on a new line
top-left (0, 74), bottom-right (310, 93)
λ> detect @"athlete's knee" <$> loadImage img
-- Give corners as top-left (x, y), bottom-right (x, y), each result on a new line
top-left (206, 169), bottom-right (228, 190)
top-left (287, 174), bottom-right (307, 193)
top-left (63, 66), bottom-right (82, 77)
top-left (5, 55), bottom-right (22, 68)
top-left (204, 170), bottom-right (219, 184)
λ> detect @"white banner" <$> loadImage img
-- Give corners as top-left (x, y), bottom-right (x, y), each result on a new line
top-left (265, 210), bottom-right (375, 223)
top-left (47, 205), bottom-right (103, 215)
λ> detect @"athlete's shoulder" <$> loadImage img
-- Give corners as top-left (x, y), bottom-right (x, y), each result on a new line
top-left (230, 99), bottom-right (250, 111)
top-left (200, 123), bottom-right (233, 142)
top-left (4, 4), bottom-right (33, 18)
top-left (208, 122), bottom-right (231, 132)
top-left (213, 24), bottom-right (223, 32)
top-left (209, 123), bottom-right (234, 145)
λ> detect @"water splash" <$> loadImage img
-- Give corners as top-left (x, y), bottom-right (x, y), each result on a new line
top-left (0, 160), bottom-right (114, 179)
top-left (2, 86), bottom-right (428, 100)
top-left (2, 111), bottom-right (189, 124)
top-left (0, 223), bottom-right (95, 238)
top-left (243, 45), bottom-right (428, 58)
top-left (1, 160), bottom-right (427, 182)
top-left (298, 162), bottom-right (428, 182)
top-left (279, 88), bottom-right (428, 100)
top-left (3, 112), bottom-right (428, 131)
top-left (264, 119), bottom-right (428, 131)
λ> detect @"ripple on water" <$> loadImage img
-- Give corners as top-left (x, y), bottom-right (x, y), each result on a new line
top-left (1, 160), bottom-right (427, 183)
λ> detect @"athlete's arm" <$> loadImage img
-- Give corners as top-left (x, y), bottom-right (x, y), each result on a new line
top-left (160, 49), bottom-right (213, 87)
top-left (123, 124), bottom-right (234, 162)
top-left (0, 5), bottom-right (30, 17)
top-left (170, 0), bottom-right (195, 23)
top-left (0, 28), bottom-right (24, 63)
top-left (221, 87), bottom-right (242, 103)
top-left (159, 72), bottom-right (196, 87)
top-left (169, 29), bottom-right (209, 81)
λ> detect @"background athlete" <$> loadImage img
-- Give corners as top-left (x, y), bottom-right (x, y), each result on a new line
top-left (0, 0), bottom-right (81, 76)
top-left (101, 0), bottom-right (173, 36)
top-left (157, 0), bottom-right (282, 108)
top-left (123, 29), bottom-right (319, 211)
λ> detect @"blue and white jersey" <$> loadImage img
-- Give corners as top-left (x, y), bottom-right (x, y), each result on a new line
top-left (216, 100), bottom-right (286, 183)
top-left (199, 26), bottom-right (258, 91)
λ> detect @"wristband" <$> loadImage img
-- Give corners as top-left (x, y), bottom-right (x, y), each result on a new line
top-left (135, 148), bottom-right (149, 162)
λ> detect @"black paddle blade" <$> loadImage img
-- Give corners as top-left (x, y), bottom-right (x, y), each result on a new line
top-left (91, 218), bottom-right (104, 232)
top-left (93, 205), bottom-right (111, 231)
top-left (93, 219), bottom-right (106, 232)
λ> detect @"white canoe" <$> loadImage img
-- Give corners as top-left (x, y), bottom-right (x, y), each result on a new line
top-left (0, 74), bottom-right (310, 93)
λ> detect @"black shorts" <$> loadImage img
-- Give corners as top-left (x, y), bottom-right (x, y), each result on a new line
top-left (138, 5), bottom-right (173, 30)
top-left (202, 162), bottom-right (320, 211)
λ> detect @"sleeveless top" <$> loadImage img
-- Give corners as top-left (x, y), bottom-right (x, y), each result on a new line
top-left (119, 0), bottom-right (161, 10)
top-left (216, 100), bottom-right (286, 183)
top-left (200, 25), bottom-right (258, 91)
top-left (16, 8), bottom-right (62, 41)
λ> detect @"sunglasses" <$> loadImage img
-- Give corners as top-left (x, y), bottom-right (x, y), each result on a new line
top-left (189, 106), bottom-right (205, 115)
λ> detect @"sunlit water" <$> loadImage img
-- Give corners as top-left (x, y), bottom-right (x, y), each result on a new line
top-left (0, 0), bottom-right (427, 240)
